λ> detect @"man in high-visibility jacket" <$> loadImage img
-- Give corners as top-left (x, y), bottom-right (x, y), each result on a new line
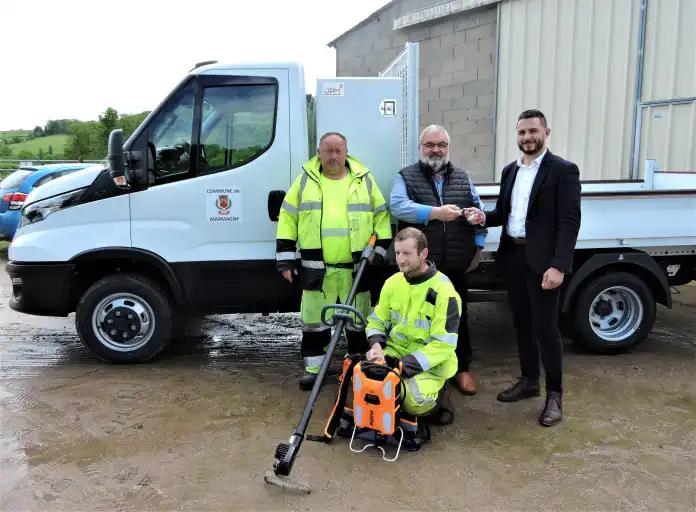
top-left (365, 227), bottom-right (460, 416)
top-left (276, 132), bottom-right (392, 390)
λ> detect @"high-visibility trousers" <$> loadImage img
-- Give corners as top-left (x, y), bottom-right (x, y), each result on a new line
top-left (384, 341), bottom-right (456, 416)
top-left (300, 266), bottom-right (370, 374)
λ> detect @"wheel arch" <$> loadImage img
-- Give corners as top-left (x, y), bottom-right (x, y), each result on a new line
top-left (68, 247), bottom-right (187, 312)
top-left (562, 252), bottom-right (670, 313)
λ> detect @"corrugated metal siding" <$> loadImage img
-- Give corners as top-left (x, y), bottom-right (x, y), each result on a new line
top-left (640, 102), bottom-right (696, 173)
top-left (641, 0), bottom-right (696, 101)
top-left (495, 0), bottom-right (640, 180)
top-left (638, 0), bottom-right (696, 175)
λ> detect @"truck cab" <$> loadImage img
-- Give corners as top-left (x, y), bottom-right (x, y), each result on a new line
top-left (8, 63), bottom-right (326, 361)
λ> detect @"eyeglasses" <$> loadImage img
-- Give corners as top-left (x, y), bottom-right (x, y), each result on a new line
top-left (422, 142), bottom-right (448, 149)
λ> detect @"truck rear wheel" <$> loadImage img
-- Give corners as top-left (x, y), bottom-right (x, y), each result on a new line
top-left (76, 273), bottom-right (173, 362)
top-left (573, 272), bottom-right (655, 353)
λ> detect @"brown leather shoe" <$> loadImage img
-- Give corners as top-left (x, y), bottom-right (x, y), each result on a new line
top-left (453, 371), bottom-right (476, 395)
top-left (496, 377), bottom-right (540, 402)
top-left (538, 391), bottom-right (563, 427)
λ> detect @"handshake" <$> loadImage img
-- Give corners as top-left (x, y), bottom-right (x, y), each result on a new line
top-left (432, 205), bottom-right (485, 225)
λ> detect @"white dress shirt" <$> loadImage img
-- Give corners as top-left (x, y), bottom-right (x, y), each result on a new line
top-left (506, 149), bottom-right (547, 238)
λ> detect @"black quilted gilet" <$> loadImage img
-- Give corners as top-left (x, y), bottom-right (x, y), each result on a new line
top-left (398, 161), bottom-right (477, 269)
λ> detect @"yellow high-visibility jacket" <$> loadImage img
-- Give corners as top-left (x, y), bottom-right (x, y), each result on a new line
top-left (276, 154), bottom-right (392, 290)
top-left (366, 263), bottom-right (460, 378)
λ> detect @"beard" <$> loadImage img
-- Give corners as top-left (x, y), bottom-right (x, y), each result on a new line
top-left (419, 153), bottom-right (450, 172)
top-left (518, 138), bottom-right (544, 155)
top-left (399, 262), bottom-right (419, 277)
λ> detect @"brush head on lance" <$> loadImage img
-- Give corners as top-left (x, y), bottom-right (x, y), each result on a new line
top-left (264, 470), bottom-right (311, 494)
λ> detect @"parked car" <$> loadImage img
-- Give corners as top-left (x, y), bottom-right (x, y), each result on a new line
top-left (0, 163), bottom-right (93, 241)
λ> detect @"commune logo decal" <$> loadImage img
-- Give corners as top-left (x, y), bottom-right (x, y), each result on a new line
top-left (216, 194), bottom-right (231, 215)
top-left (206, 187), bottom-right (242, 222)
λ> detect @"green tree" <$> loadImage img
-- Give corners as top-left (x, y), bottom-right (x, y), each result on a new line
top-left (48, 145), bottom-right (53, 155)
top-left (44, 119), bottom-right (75, 136)
top-left (98, 107), bottom-right (119, 156)
top-left (119, 111), bottom-right (149, 139)
top-left (64, 121), bottom-right (97, 161)
top-left (33, 125), bottom-right (45, 138)
top-left (0, 143), bottom-right (12, 158)
top-left (17, 150), bottom-right (35, 160)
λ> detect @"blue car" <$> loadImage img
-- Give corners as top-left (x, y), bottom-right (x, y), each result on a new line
top-left (0, 163), bottom-right (93, 241)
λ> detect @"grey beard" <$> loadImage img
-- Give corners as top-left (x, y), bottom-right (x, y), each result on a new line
top-left (420, 154), bottom-right (449, 172)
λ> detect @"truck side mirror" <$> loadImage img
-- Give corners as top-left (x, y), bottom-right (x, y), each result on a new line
top-left (268, 190), bottom-right (285, 221)
top-left (125, 151), bottom-right (146, 188)
top-left (107, 129), bottom-right (127, 187)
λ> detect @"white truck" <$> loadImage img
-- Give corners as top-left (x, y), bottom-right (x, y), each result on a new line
top-left (6, 60), bottom-right (696, 363)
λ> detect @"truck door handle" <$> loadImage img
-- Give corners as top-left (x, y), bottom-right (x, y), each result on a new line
top-left (268, 190), bottom-right (286, 221)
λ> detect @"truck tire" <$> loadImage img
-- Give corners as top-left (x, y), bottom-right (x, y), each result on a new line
top-left (76, 273), bottom-right (174, 363)
top-left (573, 272), bottom-right (655, 353)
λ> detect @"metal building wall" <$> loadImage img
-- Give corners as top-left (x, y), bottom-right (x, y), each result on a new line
top-left (638, 0), bottom-right (696, 175)
top-left (639, 103), bottom-right (696, 173)
top-left (641, 0), bottom-right (695, 101)
top-left (494, 0), bottom-right (641, 180)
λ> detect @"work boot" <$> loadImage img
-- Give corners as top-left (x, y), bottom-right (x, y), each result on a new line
top-left (298, 365), bottom-right (341, 391)
top-left (299, 372), bottom-right (318, 391)
top-left (538, 391), bottom-right (563, 427)
top-left (402, 422), bottom-right (431, 452)
top-left (496, 377), bottom-right (540, 402)
top-left (421, 405), bottom-right (455, 426)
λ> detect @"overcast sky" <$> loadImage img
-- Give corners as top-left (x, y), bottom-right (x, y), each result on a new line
top-left (0, 0), bottom-right (391, 131)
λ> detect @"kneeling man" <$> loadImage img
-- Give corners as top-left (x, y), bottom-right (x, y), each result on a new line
top-left (365, 227), bottom-right (460, 416)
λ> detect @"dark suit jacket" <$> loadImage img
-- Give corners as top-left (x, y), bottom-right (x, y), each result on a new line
top-left (485, 150), bottom-right (581, 275)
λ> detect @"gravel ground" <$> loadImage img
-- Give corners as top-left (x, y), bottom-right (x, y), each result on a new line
top-left (1, 258), bottom-right (695, 511)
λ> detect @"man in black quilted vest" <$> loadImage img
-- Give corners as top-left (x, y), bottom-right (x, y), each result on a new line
top-left (390, 124), bottom-right (487, 395)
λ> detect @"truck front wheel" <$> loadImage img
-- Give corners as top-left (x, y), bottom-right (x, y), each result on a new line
top-left (76, 273), bottom-right (173, 362)
top-left (573, 272), bottom-right (655, 353)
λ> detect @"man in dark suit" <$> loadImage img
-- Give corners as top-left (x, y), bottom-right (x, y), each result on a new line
top-left (465, 109), bottom-right (581, 427)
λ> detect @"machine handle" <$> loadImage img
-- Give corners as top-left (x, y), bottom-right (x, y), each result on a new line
top-left (320, 304), bottom-right (367, 329)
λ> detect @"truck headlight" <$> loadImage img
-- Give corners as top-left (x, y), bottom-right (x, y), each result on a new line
top-left (20, 188), bottom-right (86, 228)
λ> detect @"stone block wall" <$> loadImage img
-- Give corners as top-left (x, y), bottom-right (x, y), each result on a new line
top-left (333, 1), bottom-right (498, 182)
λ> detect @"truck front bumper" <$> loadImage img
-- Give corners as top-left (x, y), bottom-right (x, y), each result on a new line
top-left (6, 261), bottom-right (75, 316)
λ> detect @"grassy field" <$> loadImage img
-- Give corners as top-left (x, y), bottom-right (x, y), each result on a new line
top-left (8, 134), bottom-right (70, 155)
top-left (0, 130), bottom-right (32, 142)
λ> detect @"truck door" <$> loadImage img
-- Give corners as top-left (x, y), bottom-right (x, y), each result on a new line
top-left (128, 70), bottom-right (292, 309)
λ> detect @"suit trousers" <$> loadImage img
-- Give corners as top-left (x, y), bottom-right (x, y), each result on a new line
top-left (502, 244), bottom-right (563, 392)
top-left (438, 265), bottom-right (472, 373)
